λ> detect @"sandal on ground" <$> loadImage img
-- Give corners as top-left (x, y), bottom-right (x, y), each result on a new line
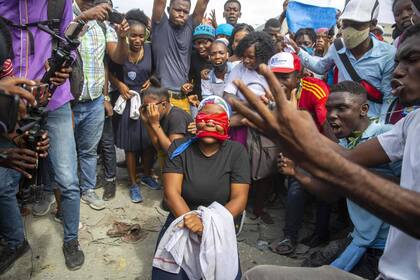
top-left (271, 237), bottom-right (297, 255)
top-left (121, 224), bottom-right (147, 244)
top-left (107, 221), bottom-right (132, 238)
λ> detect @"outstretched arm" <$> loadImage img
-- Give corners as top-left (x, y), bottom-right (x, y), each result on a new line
top-left (192, 0), bottom-right (210, 26)
top-left (231, 64), bottom-right (420, 239)
top-left (153, 0), bottom-right (167, 23)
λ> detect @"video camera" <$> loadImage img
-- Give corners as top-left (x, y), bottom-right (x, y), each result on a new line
top-left (39, 20), bottom-right (87, 95)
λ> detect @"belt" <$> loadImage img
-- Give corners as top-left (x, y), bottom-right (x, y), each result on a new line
top-left (168, 90), bottom-right (187, 100)
top-left (78, 95), bottom-right (103, 103)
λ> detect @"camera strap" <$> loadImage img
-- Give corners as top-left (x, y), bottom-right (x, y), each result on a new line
top-left (2, 0), bottom-right (65, 55)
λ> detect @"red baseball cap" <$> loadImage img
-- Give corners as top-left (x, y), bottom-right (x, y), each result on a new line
top-left (268, 52), bottom-right (301, 73)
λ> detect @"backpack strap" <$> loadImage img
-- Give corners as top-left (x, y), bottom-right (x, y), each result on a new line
top-left (333, 39), bottom-right (362, 83)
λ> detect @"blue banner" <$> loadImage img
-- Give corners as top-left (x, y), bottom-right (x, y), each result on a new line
top-left (286, 1), bottom-right (337, 33)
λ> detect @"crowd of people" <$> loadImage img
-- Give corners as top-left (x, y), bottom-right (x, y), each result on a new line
top-left (0, 0), bottom-right (419, 279)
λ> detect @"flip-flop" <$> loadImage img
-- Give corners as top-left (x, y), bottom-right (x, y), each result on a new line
top-left (270, 238), bottom-right (297, 255)
top-left (107, 221), bottom-right (132, 238)
top-left (121, 224), bottom-right (148, 244)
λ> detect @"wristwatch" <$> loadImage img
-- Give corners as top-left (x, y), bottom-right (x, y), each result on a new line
top-left (104, 95), bottom-right (111, 102)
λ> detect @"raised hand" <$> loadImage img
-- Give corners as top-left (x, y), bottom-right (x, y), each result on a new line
top-left (81, 3), bottom-right (112, 22)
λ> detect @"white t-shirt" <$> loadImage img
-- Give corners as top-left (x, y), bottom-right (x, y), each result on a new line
top-left (377, 109), bottom-right (420, 280)
top-left (224, 63), bottom-right (269, 101)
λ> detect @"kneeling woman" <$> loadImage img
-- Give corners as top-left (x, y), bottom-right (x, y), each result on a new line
top-left (152, 97), bottom-right (250, 280)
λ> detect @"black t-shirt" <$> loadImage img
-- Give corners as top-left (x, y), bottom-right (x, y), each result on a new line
top-left (152, 14), bottom-right (194, 90)
top-left (163, 138), bottom-right (251, 210)
top-left (160, 106), bottom-right (193, 136)
top-left (189, 50), bottom-right (212, 100)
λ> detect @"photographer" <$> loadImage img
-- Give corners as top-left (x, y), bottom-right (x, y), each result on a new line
top-left (72, 0), bottom-right (129, 211)
top-left (0, 77), bottom-right (50, 275)
top-left (0, 0), bottom-right (84, 271)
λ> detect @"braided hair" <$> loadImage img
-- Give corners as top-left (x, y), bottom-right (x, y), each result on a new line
top-left (235, 31), bottom-right (276, 65)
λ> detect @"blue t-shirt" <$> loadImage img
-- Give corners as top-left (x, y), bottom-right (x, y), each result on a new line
top-left (339, 122), bottom-right (401, 248)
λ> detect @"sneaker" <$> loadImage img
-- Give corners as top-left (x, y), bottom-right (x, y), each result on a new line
top-left (0, 240), bottom-right (30, 275)
top-left (141, 175), bottom-right (161, 190)
top-left (102, 179), bottom-right (117, 201)
top-left (81, 190), bottom-right (106, 210)
top-left (63, 239), bottom-right (84, 271)
top-left (32, 192), bottom-right (55, 216)
top-left (130, 185), bottom-right (143, 203)
top-left (54, 211), bottom-right (63, 223)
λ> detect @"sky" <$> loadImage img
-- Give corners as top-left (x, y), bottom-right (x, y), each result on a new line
top-left (112, 0), bottom-right (394, 26)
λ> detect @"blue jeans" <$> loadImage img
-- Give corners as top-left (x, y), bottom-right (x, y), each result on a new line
top-left (46, 102), bottom-right (80, 242)
top-left (73, 96), bottom-right (105, 193)
top-left (0, 137), bottom-right (24, 249)
top-left (284, 178), bottom-right (330, 240)
top-left (152, 214), bottom-right (242, 280)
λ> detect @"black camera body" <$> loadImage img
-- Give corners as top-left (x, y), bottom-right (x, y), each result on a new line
top-left (109, 9), bottom-right (124, 24)
top-left (0, 90), bottom-right (19, 134)
top-left (39, 20), bottom-right (87, 95)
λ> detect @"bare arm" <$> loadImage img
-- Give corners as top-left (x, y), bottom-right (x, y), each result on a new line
top-left (304, 150), bottom-right (420, 238)
top-left (224, 184), bottom-right (249, 218)
top-left (152, 0), bottom-right (167, 23)
top-left (192, 0), bottom-right (210, 26)
top-left (108, 71), bottom-right (120, 89)
top-left (106, 40), bottom-right (128, 65)
top-left (144, 122), bottom-right (161, 151)
top-left (293, 170), bottom-right (340, 203)
top-left (321, 135), bottom-right (391, 167)
top-left (150, 122), bottom-right (184, 153)
top-left (279, 0), bottom-right (288, 27)
top-left (163, 173), bottom-right (191, 217)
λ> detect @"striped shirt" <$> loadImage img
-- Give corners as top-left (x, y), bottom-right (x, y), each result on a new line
top-left (73, 2), bottom-right (117, 101)
top-left (0, 59), bottom-right (14, 79)
top-left (297, 77), bottom-right (329, 131)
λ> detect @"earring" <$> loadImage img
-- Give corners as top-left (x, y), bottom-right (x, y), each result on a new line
top-left (411, 15), bottom-right (415, 26)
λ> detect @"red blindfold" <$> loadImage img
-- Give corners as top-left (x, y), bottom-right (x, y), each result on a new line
top-left (195, 112), bottom-right (230, 141)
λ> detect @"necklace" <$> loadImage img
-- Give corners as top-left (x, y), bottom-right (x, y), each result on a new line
top-left (129, 47), bottom-right (144, 64)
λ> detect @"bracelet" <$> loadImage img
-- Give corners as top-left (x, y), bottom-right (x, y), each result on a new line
top-left (104, 95), bottom-right (111, 102)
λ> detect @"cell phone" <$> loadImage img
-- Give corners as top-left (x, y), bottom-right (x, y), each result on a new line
top-left (0, 91), bottom-right (19, 133)
top-left (108, 10), bottom-right (125, 24)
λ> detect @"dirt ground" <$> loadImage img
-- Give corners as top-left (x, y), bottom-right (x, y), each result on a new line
top-left (1, 159), bottom-right (322, 280)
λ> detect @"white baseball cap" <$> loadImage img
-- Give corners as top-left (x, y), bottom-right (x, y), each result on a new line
top-left (340, 0), bottom-right (380, 23)
top-left (268, 52), bottom-right (301, 74)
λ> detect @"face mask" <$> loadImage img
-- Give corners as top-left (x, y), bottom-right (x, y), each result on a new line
top-left (342, 26), bottom-right (370, 49)
top-left (303, 47), bottom-right (314, 55)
